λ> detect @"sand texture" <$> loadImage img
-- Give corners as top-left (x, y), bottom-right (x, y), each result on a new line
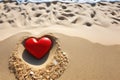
top-left (0, 1), bottom-right (120, 80)
top-left (9, 34), bottom-right (69, 80)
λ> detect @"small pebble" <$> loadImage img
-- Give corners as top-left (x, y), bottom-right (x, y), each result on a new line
top-left (53, 59), bottom-right (58, 65)
top-left (30, 71), bottom-right (34, 75)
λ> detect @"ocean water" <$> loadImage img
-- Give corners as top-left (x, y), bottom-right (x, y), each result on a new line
top-left (0, 0), bottom-right (120, 4)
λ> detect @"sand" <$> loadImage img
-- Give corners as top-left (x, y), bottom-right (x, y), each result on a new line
top-left (0, 1), bottom-right (120, 80)
top-left (9, 34), bottom-right (69, 80)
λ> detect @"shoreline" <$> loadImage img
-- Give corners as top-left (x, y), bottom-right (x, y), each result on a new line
top-left (0, 0), bottom-right (120, 4)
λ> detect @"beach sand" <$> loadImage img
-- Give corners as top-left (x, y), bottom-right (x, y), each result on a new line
top-left (0, 1), bottom-right (120, 80)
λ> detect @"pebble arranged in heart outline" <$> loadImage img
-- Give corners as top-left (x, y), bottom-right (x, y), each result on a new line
top-left (9, 34), bottom-right (69, 80)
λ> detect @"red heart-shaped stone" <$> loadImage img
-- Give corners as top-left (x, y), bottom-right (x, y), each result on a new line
top-left (25, 37), bottom-right (52, 59)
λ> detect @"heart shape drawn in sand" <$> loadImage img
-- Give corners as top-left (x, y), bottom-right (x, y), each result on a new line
top-left (25, 37), bottom-right (52, 59)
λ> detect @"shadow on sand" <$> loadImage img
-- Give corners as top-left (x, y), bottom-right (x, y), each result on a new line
top-left (22, 50), bottom-right (50, 65)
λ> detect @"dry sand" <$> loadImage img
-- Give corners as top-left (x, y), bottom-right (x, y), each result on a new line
top-left (0, 1), bottom-right (120, 80)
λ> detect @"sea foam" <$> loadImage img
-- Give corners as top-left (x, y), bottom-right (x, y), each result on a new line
top-left (0, 0), bottom-right (120, 4)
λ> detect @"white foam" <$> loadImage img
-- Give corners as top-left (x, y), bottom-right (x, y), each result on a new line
top-left (5, 0), bottom-right (118, 3)
top-left (28, 0), bottom-right (120, 3)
